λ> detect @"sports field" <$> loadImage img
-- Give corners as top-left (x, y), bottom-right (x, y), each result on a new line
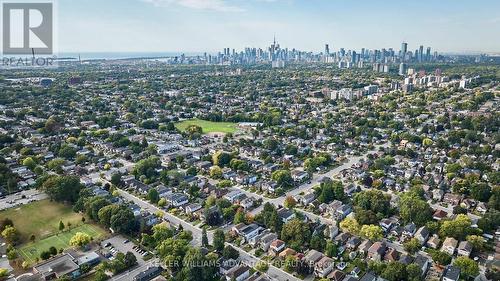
top-left (0, 199), bottom-right (83, 243)
top-left (18, 224), bottom-right (107, 263)
top-left (0, 199), bottom-right (108, 264)
top-left (175, 118), bottom-right (238, 134)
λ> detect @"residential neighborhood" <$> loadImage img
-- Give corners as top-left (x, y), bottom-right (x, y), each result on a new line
top-left (0, 35), bottom-right (499, 281)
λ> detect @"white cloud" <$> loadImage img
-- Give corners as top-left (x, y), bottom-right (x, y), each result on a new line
top-left (142, 0), bottom-right (244, 12)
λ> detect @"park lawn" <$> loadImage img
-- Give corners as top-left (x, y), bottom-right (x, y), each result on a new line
top-left (175, 118), bottom-right (238, 134)
top-left (18, 224), bottom-right (107, 264)
top-left (0, 199), bottom-right (83, 243)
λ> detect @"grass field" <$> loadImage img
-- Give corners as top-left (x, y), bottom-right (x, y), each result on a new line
top-left (18, 224), bottom-right (107, 264)
top-left (0, 199), bottom-right (84, 243)
top-left (175, 118), bottom-right (238, 134)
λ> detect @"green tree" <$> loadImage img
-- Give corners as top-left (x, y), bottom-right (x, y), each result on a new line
top-left (353, 190), bottom-right (391, 217)
top-left (110, 173), bottom-right (122, 186)
top-left (439, 214), bottom-right (472, 240)
top-left (271, 170), bottom-right (293, 189)
top-left (209, 166), bottom-right (222, 179)
top-left (75, 154), bottom-right (87, 165)
top-left (422, 138), bottom-right (433, 147)
top-left (325, 241), bottom-right (338, 258)
top-left (477, 210), bottom-right (500, 233)
top-left (407, 263), bottom-right (423, 281)
top-left (399, 192), bottom-right (433, 226)
top-left (1, 226), bottom-right (19, 245)
top-left (46, 158), bottom-right (64, 172)
top-left (360, 224), bottom-right (384, 241)
top-left (42, 175), bottom-right (83, 203)
top-left (310, 233), bottom-right (326, 252)
top-left (339, 217), bottom-right (360, 235)
top-left (466, 235), bottom-right (485, 252)
top-left (147, 188), bottom-right (160, 204)
top-left (124, 251), bottom-right (137, 267)
top-left (381, 262), bottom-right (407, 281)
top-left (222, 245), bottom-right (239, 260)
top-left (40, 251), bottom-right (51, 260)
top-left (470, 183), bottom-right (491, 202)
top-left (132, 156), bottom-right (161, 179)
top-left (202, 228), bottom-right (209, 247)
top-left (158, 198), bottom-right (167, 207)
top-left (233, 209), bottom-right (246, 225)
top-left (281, 219), bottom-right (311, 251)
top-left (428, 249), bottom-right (451, 266)
top-left (84, 196), bottom-right (111, 221)
top-left (22, 157), bottom-right (36, 170)
top-left (255, 261), bottom-right (269, 272)
top-left (156, 238), bottom-right (189, 271)
top-left (59, 220), bottom-right (65, 231)
top-left (97, 204), bottom-right (121, 227)
top-left (212, 151), bottom-right (231, 167)
top-left (45, 116), bottom-right (61, 133)
top-left (58, 144), bottom-right (77, 159)
top-left (69, 232), bottom-right (92, 247)
top-left (488, 186), bottom-right (500, 210)
top-left (255, 203), bottom-right (282, 234)
top-left (453, 256), bottom-right (479, 278)
top-left (151, 223), bottom-right (174, 246)
top-left (186, 124), bottom-right (203, 136)
top-left (213, 229), bottom-right (225, 252)
top-left (403, 238), bottom-right (421, 255)
top-left (0, 218), bottom-right (13, 232)
top-left (110, 208), bottom-right (137, 234)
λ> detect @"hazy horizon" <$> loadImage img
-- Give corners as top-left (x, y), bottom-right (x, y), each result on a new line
top-left (56, 0), bottom-right (500, 54)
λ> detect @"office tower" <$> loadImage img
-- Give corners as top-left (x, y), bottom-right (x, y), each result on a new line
top-left (401, 42), bottom-right (408, 61)
top-left (426, 47), bottom-right (431, 62)
top-left (325, 44), bottom-right (330, 55)
top-left (419, 45), bottom-right (424, 62)
top-left (399, 63), bottom-right (407, 76)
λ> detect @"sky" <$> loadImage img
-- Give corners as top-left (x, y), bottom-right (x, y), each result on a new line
top-left (57, 0), bottom-right (500, 54)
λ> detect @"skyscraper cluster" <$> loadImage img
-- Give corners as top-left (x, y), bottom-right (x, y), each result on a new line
top-left (164, 39), bottom-right (441, 67)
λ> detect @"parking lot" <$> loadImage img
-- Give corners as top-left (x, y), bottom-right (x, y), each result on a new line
top-left (101, 235), bottom-right (149, 266)
top-left (0, 190), bottom-right (48, 211)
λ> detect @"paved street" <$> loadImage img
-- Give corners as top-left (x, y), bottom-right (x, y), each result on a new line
top-left (116, 189), bottom-right (213, 245)
top-left (111, 141), bottom-right (440, 281)
top-left (116, 188), bottom-right (301, 281)
top-left (110, 258), bottom-right (160, 281)
top-left (249, 143), bottom-right (390, 221)
top-left (111, 143), bottom-right (392, 281)
top-left (229, 243), bottom-right (301, 281)
top-left (0, 189), bottom-right (48, 211)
